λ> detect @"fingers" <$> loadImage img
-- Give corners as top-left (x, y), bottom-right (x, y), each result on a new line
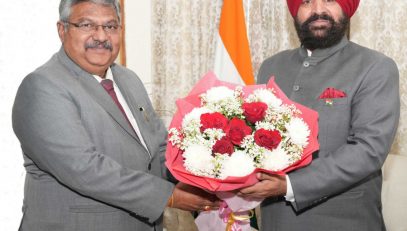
top-left (172, 183), bottom-right (220, 212)
top-left (200, 202), bottom-right (220, 212)
top-left (256, 172), bottom-right (282, 181)
top-left (198, 194), bottom-right (221, 211)
top-left (238, 184), bottom-right (259, 195)
top-left (238, 183), bottom-right (268, 200)
top-left (181, 196), bottom-right (219, 212)
top-left (237, 174), bottom-right (287, 200)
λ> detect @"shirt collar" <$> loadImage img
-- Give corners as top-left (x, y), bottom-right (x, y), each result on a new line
top-left (93, 68), bottom-right (113, 83)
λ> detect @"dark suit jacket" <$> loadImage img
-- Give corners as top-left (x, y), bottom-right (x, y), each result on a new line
top-left (257, 37), bottom-right (399, 231)
top-left (12, 47), bottom-right (174, 231)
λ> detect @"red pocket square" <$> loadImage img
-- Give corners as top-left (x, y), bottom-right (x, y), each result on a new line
top-left (318, 87), bottom-right (346, 99)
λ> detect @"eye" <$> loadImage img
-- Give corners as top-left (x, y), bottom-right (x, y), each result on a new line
top-left (102, 24), bottom-right (120, 33)
top-left (79, 23), bottom-right (94, 28)
top-left (105, 25), bottom-right (118, 30)
top-left (302, 0), bottom-right (312, 5)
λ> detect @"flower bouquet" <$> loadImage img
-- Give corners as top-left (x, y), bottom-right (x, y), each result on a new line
top-left (165, 72), bottom-right (319, 230)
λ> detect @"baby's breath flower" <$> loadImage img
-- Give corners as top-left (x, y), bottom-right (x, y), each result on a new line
top-left (203, 128), bottom-right (226, 146)
top-left (255, 121), bottom-right (276, 131)
top-left (168, 128), bottom-right (182, 147)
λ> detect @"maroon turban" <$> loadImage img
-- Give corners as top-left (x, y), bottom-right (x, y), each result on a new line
top-left (286, 0), bottom-right (360, 18)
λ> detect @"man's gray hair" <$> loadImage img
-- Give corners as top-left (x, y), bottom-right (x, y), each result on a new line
top-left (59, 0), bottom-right (121, 23)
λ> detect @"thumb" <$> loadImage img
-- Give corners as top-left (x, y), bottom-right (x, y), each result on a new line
top-left (257, 172), bottom-right (271, 181)
top-left (256, 172), bottom-right (263, 180)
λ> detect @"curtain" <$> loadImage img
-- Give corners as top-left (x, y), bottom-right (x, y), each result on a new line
top-left (350, 0), bottom-right (407, 156)
top-left (151, 0), bottom-right (222, 125)
top-left (246, 0), bottom-right (299, 78)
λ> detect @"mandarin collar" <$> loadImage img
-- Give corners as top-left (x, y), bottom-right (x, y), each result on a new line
top-left (298, 36), bottom-right (349, 64)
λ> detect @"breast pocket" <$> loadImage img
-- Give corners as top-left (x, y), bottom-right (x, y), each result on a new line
top-left (315, 97), bottom-right (351, 153)
top-left (317, 97), bottom-right (349, 106)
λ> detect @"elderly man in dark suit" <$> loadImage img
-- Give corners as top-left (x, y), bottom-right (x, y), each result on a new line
top-left (239, 0), bottom-right (400, 230)
top-left (12, 1), bottom-right (218, 230)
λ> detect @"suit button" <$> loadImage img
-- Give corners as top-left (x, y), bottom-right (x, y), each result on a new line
top-left (303, 61), bottom-right (310, 67)
top-left (293, 85), bottom-right (300, 91)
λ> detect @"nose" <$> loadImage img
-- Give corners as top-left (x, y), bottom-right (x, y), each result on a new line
top-left (311, 0), bottom-right (328, 14)
top-left (92, 25), bottom-right (108, 42)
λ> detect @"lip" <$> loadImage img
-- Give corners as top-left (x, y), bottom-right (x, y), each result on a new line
top-left (86, 46), bottom-right (111, 51)
top-left (86, 47), bottom-right (111, 54)
top-left (309, 19), bottom-right (330, 27)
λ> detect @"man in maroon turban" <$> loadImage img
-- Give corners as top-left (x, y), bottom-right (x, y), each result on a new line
top-left (289, 0), bottom-right (360, 50)
top-left (239, 0), bottom-right (400, 230)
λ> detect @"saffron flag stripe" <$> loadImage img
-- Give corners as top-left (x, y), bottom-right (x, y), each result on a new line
top-left (214, 0), bottom-right (255, 85)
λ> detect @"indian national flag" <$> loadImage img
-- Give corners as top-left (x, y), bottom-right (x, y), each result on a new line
top-left (214, 0), bottom-right (255, 85)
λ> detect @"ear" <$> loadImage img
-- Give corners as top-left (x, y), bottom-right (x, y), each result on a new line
top-left (57, 21), bottom-right (66, 43)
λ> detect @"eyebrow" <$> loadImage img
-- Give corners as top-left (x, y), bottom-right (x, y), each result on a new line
top-left (71, 17), bottom-right (119, 24)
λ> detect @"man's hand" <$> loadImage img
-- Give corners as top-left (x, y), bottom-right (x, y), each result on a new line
top-left (238, 173), bottom-right (287, 200)
top-left (170, 182), bottom-right (220, 212)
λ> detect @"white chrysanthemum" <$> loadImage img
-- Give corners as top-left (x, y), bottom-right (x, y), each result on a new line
top-left (286, 118), bottom-right (310, 146)
top-left (182, 107), bottom-right (212, 128)
top-left (204, 86), bottom-right (235, 103)
top-left (262, 146), bottom-right (291, 171)
top-left (219, 151), bottom-right (255, 179)
top-left (183, 144), bottom-right (214, 175)
top-left (255, 89), bottom-right (282, 109)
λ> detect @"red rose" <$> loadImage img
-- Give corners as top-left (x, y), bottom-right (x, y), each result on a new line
top-left (254, 129), bottom-right (281, 150)
top-left (200, 112), bottom-right (228, 132)
top-left (242, 102), bottom-right (268, 124)
top-left (212, 137), bottom-right (234, 155)
top-left (225, 118), bottom-right (252, 145)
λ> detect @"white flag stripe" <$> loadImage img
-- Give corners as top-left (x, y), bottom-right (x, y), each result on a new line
top-left (214, 34), bottom-right (245, 85)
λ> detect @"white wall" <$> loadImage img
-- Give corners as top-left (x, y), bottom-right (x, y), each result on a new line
top-left (0, 1), bottom-right (150, 230)
top-left (0, 1), bottom-right (60, 230)
top-left (125, 0), bottom-right (152, 93)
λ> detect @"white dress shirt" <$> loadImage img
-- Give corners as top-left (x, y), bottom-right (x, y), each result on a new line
top-left (93, 68), bottom-right (149, 151)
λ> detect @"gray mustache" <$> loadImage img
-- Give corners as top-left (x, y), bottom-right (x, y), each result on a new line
top-left (85, 41), bottom-right (113, 51)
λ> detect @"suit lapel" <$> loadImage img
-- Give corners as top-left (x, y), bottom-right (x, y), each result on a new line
top-left (80, 74), bottom-right (142, 142)
top-left (112, 66), bottom-right (153, 156)
top-left (57, 48), bottom-right (141, 142)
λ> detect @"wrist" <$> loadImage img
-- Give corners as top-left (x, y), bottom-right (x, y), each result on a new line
top-left (167, 193), bottom-right (174, 208)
